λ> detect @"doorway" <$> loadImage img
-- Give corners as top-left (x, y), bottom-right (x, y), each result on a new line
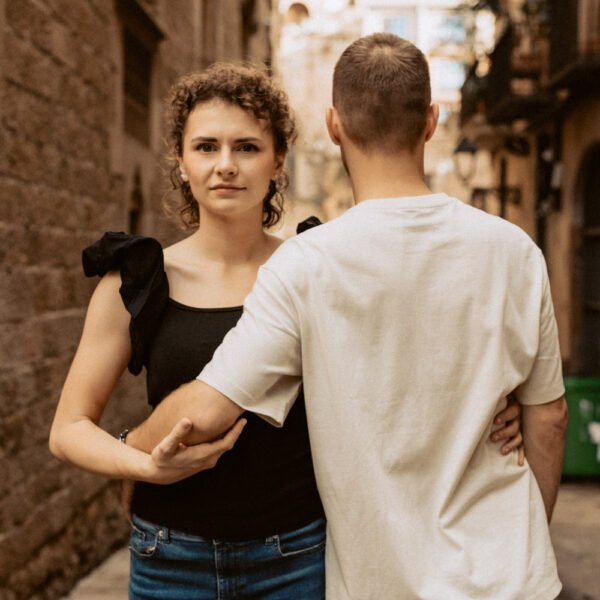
top-left (572, 143), bottom-right (600, 375)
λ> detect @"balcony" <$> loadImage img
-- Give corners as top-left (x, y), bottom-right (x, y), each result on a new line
top-left (548, 0), bottom-right (600, 94)
top-left (484, 22), bottom-right (553, 124)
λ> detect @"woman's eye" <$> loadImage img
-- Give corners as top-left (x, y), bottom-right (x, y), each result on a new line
top-left (195, 143), bottom-right (215, 152)
top-left (238, 143), bottom-right (258, 153)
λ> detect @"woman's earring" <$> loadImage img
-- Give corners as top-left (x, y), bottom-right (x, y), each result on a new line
top-left (180, 172), bottom-right (188, 182)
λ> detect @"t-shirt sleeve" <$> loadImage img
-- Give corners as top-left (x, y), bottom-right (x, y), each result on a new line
top-left (516, 252), bottom-right (565, 405)
top-left (197, 264), bottom-right (302, 427)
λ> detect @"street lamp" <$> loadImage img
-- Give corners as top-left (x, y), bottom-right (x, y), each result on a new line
top-left (453, 137), bottom-right (478, 185)
top-left (453, 137), bottom-right (521, 217)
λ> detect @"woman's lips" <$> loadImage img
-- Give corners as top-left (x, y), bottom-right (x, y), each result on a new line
top-left (210, 184), bottom-right (245, 191)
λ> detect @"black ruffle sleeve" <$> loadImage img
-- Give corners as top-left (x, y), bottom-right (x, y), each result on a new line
top-left (296, 215), bottom-right (322, 234)
top-left (82, 232), bottom-right (169, 375)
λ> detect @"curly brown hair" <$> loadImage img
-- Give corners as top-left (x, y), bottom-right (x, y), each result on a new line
top-left (164, 63), bottom-right (296, 229)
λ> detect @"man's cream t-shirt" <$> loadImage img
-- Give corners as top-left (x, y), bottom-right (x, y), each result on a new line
top-left (199, 194), bottom-right (564, 600)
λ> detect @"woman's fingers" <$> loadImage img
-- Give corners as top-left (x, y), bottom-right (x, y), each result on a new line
top-left (518, 444), bottom-right (525, 466)
top-left (501, 430), bottom-right (522, 454)
top-left (491, 418), bottom-right (519, 443)
top-left (494, 400), bottom-right (521, 425)
top-left (491, 397), bottom-right (526, 466)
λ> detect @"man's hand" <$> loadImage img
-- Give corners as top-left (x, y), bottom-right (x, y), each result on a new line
top-left (141, 417), bottom-right (247, 485)
top-left (491, 394), bottom-right (525, 465)
top-left (127, 380), bottom-right (244, 454)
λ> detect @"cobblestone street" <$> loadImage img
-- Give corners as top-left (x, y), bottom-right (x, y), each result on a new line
top-left (62, 480), bottom-right (600, 600)
top-left (553, 481), bottom-right (600, 600)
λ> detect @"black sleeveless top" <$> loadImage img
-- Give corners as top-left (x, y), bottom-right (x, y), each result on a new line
top-left (82, 222), bottom-right (324, 540)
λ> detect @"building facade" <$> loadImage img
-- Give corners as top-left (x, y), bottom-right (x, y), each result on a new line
top-left (275, 0), bottom-right (479, 234)
top-left (458, 0), bottom-right (600, 375)
top-left (0, 1), bottom-right (272, 598)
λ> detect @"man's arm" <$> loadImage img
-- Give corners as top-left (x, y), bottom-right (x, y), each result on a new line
top-left (129, 256), bottom-right (304, 454)
top-left (128, 380), bottom-right (244, 453)
top-left (521, 396), bottom-right (569, 521)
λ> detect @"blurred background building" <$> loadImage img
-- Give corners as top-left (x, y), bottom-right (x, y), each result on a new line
top-left (457, 0), bottom-right (600, 377)
top-left (0, 1), bottom-right (598, 598)
top-left (275, 0), bottom-right (480, 231)
top-left (455, 0), bottom-right (600, 484)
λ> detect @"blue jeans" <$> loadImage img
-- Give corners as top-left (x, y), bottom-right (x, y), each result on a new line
top-left (129, 515), bottom-right (325, 599)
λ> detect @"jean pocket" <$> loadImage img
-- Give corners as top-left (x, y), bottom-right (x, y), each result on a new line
top-left (129, 520), bottom-right (159, 559)
top-left (276, 518), bottom-right (326, 557)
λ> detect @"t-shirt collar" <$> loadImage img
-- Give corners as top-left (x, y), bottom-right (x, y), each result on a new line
top-left (350, 193), bottom-right (453, 212)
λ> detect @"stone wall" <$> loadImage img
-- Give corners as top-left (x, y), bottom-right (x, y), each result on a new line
top-left (0, 1), bottom-right (272, 598)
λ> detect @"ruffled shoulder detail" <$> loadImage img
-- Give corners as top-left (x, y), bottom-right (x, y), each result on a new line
top-left (296, 215), bottom-right (322, 234)
top-left (82, 232), bottom-right (169, 375)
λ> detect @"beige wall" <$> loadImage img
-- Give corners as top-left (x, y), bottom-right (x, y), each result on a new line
top-left (549, 98), bottom-right (600, 368)
top-left (484, 98), bottom-right (600, 368)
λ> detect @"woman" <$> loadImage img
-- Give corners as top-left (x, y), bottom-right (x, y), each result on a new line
top-left (49, 63), bottom-right (523, 599)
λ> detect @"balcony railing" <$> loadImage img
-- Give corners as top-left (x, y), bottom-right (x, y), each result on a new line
top-left (484, 22), bottom-right (552, 123)
top-left (549, 0), bottom-right (600, 91)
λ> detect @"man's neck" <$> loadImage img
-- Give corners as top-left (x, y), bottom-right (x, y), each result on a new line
top-left (345, 146), bottom-right (432, 204)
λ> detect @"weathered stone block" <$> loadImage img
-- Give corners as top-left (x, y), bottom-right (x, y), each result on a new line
top-left (27, 228), bottom-right (87, 268)
top-left (5, 0), bottom-right (52, 53)
top-left (0, 268), bottom-right (35, 321)
top-left (2, 30), bottom-right (64, 101)
top-left (46, 0), bottom-right (97, 48)
top-left (0, 318), bottom-right (43, 366)
top-left (38, 310), bottom-right (84, 358)
top-left (1, 83), bottom-right (54, 146)
top-left (75, 42), bottom-right (116, 97)
top-left (27, 267), bottom-right (75, 312)
top-left (33, 356), bottom-right (72, 410)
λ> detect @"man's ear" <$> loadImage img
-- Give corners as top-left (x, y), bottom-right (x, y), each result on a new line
top-left (326, 107), bottom-right (342, 146)
top-left (424, 104), bottom-right (439, 142)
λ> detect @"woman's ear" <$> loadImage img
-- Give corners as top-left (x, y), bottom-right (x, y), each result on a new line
top-left (273, 151), bottom-right (287, 177)
top-left (177, 155), bottom-right (188, 180)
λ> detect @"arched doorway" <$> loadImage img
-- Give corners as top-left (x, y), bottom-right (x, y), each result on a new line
top-left (572, 143), bottom-right (600, 375)
top-left (284, 2), bottom-right (310, 25)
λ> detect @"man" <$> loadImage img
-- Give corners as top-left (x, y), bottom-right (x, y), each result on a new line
top-left (132, 34), bottom-right (568, 598)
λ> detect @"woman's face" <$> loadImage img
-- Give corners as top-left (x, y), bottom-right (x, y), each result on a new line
top-left (178, 99), bottom-right (285, 223)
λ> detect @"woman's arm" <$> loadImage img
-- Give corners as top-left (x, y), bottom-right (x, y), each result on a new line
top-left (49, 272), bottom-right (244, 484)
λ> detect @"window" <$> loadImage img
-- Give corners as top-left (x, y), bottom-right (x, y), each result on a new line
top-left (123, 28), bottom-right (152, 145)
top-left (116, 0), bottom-right (163, 146)
top-left (202, 0), bottom-right (217, 67)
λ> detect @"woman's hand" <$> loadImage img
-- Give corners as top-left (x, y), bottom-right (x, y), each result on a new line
top-left (491, 394), bottom-right (524, 465)
top-left (141, 417), bottom-right (247, 485)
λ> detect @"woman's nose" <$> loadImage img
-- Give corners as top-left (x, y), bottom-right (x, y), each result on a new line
top-left (216, 149), bottom-right (237, 176)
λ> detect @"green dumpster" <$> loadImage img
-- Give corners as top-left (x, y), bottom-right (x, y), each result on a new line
top-left (563, 377), bottom-right (600, 476)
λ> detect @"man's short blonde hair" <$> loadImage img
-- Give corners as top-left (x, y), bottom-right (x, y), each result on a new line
top-left (333, 33), bottom-right (431, 153)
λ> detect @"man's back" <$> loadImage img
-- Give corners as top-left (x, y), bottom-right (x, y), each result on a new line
top-left (202, 193), bottom-right (563, 599)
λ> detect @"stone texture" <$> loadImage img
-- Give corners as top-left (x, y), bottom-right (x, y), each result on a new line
top-left (0, 1), bottom-right (273, 598)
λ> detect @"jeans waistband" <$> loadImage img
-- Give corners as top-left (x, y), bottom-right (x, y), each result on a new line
top-left (132, 514), bottom-right (326, 546)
